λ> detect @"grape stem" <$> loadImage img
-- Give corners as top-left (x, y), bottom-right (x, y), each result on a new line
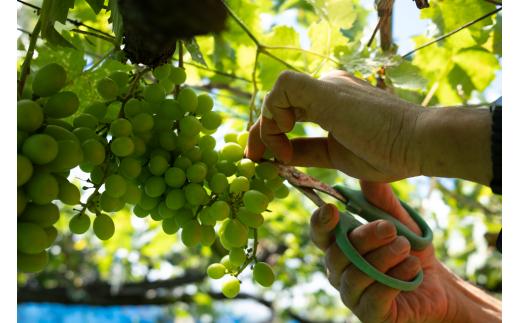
top-left (247, 50), bottom-right (260, 131)
top-left (174, 41), bottom-right (184, 100)
top-left (70, 29), bottom-right (116, 45)
top-left (17, 18), bottom-right (41, 98)
top-left (117, 66), bottom-right (151, 119)
top-left (235, 228), bottom-right (259, 277)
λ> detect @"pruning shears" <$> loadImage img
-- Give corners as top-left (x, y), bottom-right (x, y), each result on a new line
top-left (276, 164), bottom-right (433, 291)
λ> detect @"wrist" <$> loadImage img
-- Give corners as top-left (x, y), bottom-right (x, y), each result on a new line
top-left (413, 106), bottom-right (493, 185)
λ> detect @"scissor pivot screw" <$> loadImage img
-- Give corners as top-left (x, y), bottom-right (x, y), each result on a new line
top-left (292, 172), bottom-right (300, 178)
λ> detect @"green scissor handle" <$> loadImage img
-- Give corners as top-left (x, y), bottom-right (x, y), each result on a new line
top-left (332, 185), bottom-right (434, 291)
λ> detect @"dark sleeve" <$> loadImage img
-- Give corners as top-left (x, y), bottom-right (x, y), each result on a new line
top-left (490, 97), bottom-right (502, 253)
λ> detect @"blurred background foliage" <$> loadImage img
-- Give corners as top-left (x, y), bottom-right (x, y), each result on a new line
top-left (17, 0), bottom-right (501, 322)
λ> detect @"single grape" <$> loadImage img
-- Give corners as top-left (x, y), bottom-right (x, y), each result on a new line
top-left (206, 166), bottom-right (218, 181)
top-left (108, 71), bottom-right (129, 89)
top-left (153, 64), bottom-right (171, 80)
top-left (275, 184), bottom-right (289, 199)
top-left (158, 200), bottom-right (176, 219)
top-left (17, 154), bottom-right (33, 187)
top-left (258, 185), bottom-right (275, 202)
top-left (31, 63), bottom-right (67, 97)
top-left (17, 130), bottom-right (29, 151)
top-left (168, 66), bottom-right (187, 85)
top-left (200, 125), bottom-right (217, 135)
top-left (111, 136), bottom-right (135, 157)
top-left (201, 111), bottom-right (222, 130)
top-left (120, 183), bottom-right (142, 205)
top-left (69, 213), bottom-right (91, 234)
top-left (230, 176), bottom-right (250, 195)
top-left (178, 88), bottom-right (198, 112)
top-left (43, 226), bottom-right (58, 249)
top-left (220, 254), bottom-right (233, 270)
top-left (220, 143), bottom-right (244, 163)
top-left (207, 263), bottom-right (226, 279)
top-left (201, 224), bottom-right (216, 246)
top-left (162, 167), bottom-right (185, 189)
top-left (131, 113), bottom-right (154, 132)
top-left (73, 114), bottom-right (99, 130)
top-left (43, 125), bottom-right (81, 146)
top-left (160, 99), bottom-right (184, 120)
top-left (150, 148), bottom-right (171, 162)
top-left (17, 250), bottom-right (49, 273)
top-left (124, 99), bottom-right (142, 119)
top-left (159, 79), bottom-right (174, 93)
top-left (133, 204), bottom-right (149, 218)
top-left (221, 276), bottom-right (240, 298)
top-left (175, 208), bottom-right (195, 228)
top-left (83, 101), bottom-right (108, 121)
top-left (145, 176), bottom-right (166, 197)
top-left (256, 162), bottom-right (278, 180)
top-left (194, 94), bottom-right (213, 115)
top-left (110, 118), bottom-right (132, 137)
top-left (97, 78), bottom-right (119, 100)
top-left (21, 134), bottom-right (57, 165)
top-left (177, 133), bottom-right (197, 151)
top-left (131, 136), bottom-right (146, 158)
top-left (79, 161), bottom-right (95, 173)
top-left (237, 207), bottom-right (264, 228)
top-left (149, 155), bottom-right (169, 176)
top-left (149, 205), bottom-right (163, 221)
top-left (159, 129), bottom-right (177, 151)
top-left (72, 127), bottom-right (99, 143)
top-left (17, 188), bottom-right (28, 216)
top-left (100, 191), bottom-right (119, 212)
top-left (184, 183), bottom-right (206, 206)
top-left (197, 135), bottom-right (216, 151)
top-left (21, 87), bottom-right (33, 100)
top-left (209, 173), bottom-right (229, 194)
top-left (81, 139), bottom-right (105, 166)
top-left (236, 159), bottom-right (255, 179)
top-left (243, 190), bottom-right (269, 213)
top-left (224, 219), bottom-right (247, 248)
top-left (58, 182), bottom-right (80, 205)
top-left (181, 220), bottom-right (203, 248)
top-left (186, 164), bottom-right (207, 183)
top-left (210, 201), bottom-right (230, 221)
top-left (143, 83), bottom-right (166, 103)
top-left (17, 100), bottom-right (44, 132)
top-left (17, 222), bottom-right (47, 254)
top-left (166, 188), bottom-right (186, 210)
top-left (199, 207), bottom-right (216, 226)
top-left (93, 214), bottom-right (115, 240)
top-left (253, 262), bottom-right (275, 287)
top-left (237, 131), bottom-right (248, 149)
top-left (19, 203), bottom-right (60, 228)
top-left (216, 160), bottom-right (237, 177)
top-left (45, 119), bottom-right (73, 133)
top-left (249, 178), bottom-right (265, 191)
top-left (266, 176), bottom-right (283, 191)
top-left (224, 133), bottom-right (238, 143)
top-left (41, 140), bottom-right (84, 173)
top-left (229, 248), bottom-right (246, 267)
top-left (173, 156), bottom-right (192, 172)
top-left (120, 157), bottom-right (142, 179)
top-left (25, 171), bottom-right (59, 205)
top-left (152, 115), bottom-right (174, 132)
top-left (200, 150), bottom-right (219, 167)
top-left (181, 147), bottom-right (201, 164)
top-left (162, 217), bottom-right (180, 235)
top-left (104, 174), bottom-right (127, 198)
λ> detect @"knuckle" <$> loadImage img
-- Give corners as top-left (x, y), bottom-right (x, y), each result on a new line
top-left (339, 267), bottom-right (358, 295)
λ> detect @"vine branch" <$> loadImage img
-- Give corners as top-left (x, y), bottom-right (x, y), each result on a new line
top-left (117, 67), bottom-right (151, 119)
top-left (174, 59), bottom-right (251, 82)
top-left (174, 42), bottom-right (184, 100)
top-left (70, 29), bottom-right (115, 45)
top-left (247, 50), bottom-right (260, 131)
top-left (18, 18), bottom-right (41, 98)
top-left (483, 0), bottom-right (502, 5)
top-left (261, 45), bottom-right (341, 65)
top-left (221, 0), bottom-right (262, 47)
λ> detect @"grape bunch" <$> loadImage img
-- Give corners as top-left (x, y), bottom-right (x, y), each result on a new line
top-left (17, 61), bottom-right (290, 298)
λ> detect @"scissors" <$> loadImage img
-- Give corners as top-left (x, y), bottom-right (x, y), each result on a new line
top-left (276, 164), bottom-right (433, 291)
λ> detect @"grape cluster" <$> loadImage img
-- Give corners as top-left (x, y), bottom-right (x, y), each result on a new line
top-left (17, 61), bottom-right (290, 298)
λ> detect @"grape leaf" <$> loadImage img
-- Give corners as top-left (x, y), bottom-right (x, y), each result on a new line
top-left (85, 0), bottom-right (105, 15)
top-left (386, 62), bottom-right (429, 90)
top-left (308, 20), bottom-right (349, 55)
top-left (107, 0), bottom-right (123, 46)
top-left (307, 0), bottom-right (356, 30)
top-left (51, 0), bottom-right (75, 25)
top-left (45, 27), bottom-right (78, 50)
top-left (224, 0), bottom-right (263, 47)
top-left (212, 34), bottom-right (236, 70)
top-left (39, 0), bottom-right (77, 49)
top-left (182, 37), bottom-right (208, 68)
top-left (453, 47), bottom-right (500, 92)
top-left (447, 63), bottom-right (476, 100)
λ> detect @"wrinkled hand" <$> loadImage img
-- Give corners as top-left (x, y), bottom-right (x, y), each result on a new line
top-left (246, 70), bottom-right (426, 183)
top-left (311, 181), bottom-right (453, 323)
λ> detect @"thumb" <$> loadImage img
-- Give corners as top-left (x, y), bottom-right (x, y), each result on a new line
top-left (310, 204), bottom-right (340, 253)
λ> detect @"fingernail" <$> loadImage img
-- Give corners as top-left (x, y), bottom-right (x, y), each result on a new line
top-left (404, 256), bottom-right (421, 272)
top-left (390, 236), bottom-right (409, 255)
top-left (319, 204), bottom-right (333, 224)
top-left (376, 220), bottom-right (395, 239)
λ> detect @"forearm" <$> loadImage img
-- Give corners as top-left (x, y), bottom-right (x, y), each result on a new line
top-left (414, 106), bottom-right (493, 185)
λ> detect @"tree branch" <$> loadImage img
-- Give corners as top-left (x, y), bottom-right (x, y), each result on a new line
top-left (220, 0), bottom-right (262, 47)
top-left (70, 29), bottom-right (115, 45)
top-left (18, 18), bottom-right (41, 97)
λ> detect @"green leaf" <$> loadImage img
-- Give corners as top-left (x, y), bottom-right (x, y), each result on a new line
top-left (212, 34), bottom-right (236, 70)
top-left (386, 62), bottom-right (429, 90)
top-left (108, 0), bottom-right (123, 46)
top-left (308, 20), bottom-right (349, 55)
top-left (453, 47), bottom-right (500, 92)
top-left (44, 26), bottom-right (78, 50)
top-left (307, 0), bottom-right (356, 30)
top-left (447, 63), bottom-right (476, 100)
top-left (182, 37), bottom-right (208, 68)
top-left (85, 0), bottom-right (105, 15)
top-left (51, 0), bottom-right (75, 25)
top-left (224, 0), bottom-right (263, 47)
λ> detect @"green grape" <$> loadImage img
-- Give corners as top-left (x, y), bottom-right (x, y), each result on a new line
top-left (200, 125), bottom-right (217, 135)
top-left (21, 87), bottom-right (33, 100)
top-left (149, 205), bottom-right (163, 221)
top-left (200, 150), bottom-right (218, 167)
top-left (158, 129), bottom-right (177, 151)
top-left (229, 248), bottom-right (246, 267)
top-left (19, 203), bottom-right (59, 228)
top-left (25, 171), bottom-right (59, 205)
top-left (199, 207), bottom-right (216, 226)
top-left (72, 127), bottom-right (99, 143)
top-left (111, 136), bottom-right (135, 157)
top-left (133, 204), bottom-right (149, 218)
top-left (43, 125), bottom-right (81, 146)
top-left (143, 83), bottom-right (166, 103)
top-left (265, 176), bottom-right (283, 191)
top-left (103, 101), bottom-right (122, 122)
top-left (259, 185), bottom-right (275, 202)
top-left (69, 213), bottom-right (91, 234)
top-left (105, 174), bottom-right (127, 198)
top-left (249, 178), bottom-right (265, 191)
top-left (79, 161), bottom-right (95, 173)
top-left (131, 136), bottom-right (146, 158)
top-left (73, 114), bottom-right (99, 130)
top-left (221, 276), bottom-right (240, 298)
top-left (100, 191), bottom-right (119, 212)
top-left (97, 78), bottom-right (119, 100)
top-left (114, 199), bottom-right (126, 212)
top-left (84, 101), bottom-right (108, 121)
top-left (150, 148), bottom-right (171, 162)
top-left (110, 118), bottom-right (132, 137)
top-left (194, 94), bottom-right (213, 115)
top-left (43, 226), bottom-right (58, 248)
top-left (237, 207), bottom-right (264, 228)
top-left (17, 154), bottom-right (33, 187)
top-left (45, 118), bottom-right (74, 132)
top-left (153, 64), bottom-right (171, 80)
top-left (160, 99), bottom-right (184, 120)
top-left (201, 193), bottom-right (211, 206)
top-left (163, 185), bottom-right (173, 197)
top-left (216, 160), bottom-right (237, 177)
top-left (163, 167), bottom-right (185, 189)
top-left (138, 166), bottom-right (153, 184)
top-left (207, 263), bottom-right (226, 279)
top-left (131, 113), bottom-right (154, 132)
top-left (206, 166), bottom-right (218, 181)
top-left (158, 200), bottom-right (176, 219)
top-left (275, 184), bottom-right (289, 199)
top-left (220, 254), bottom-right (233, 270)
top-left (224, 133), bottom-right (238, 143)
top-left (120, 157), bottom-right (142, 179)
top-left (31, 63), bottom-right (67, 97)
top-left (177, 133), bottom-right (197, 151)
top-left (17, 100), bottom-right (44, 132)
top-left (81, 139), bottom-right (105, 165)
top-left (87, 193), bottom-right (100, 213)
top-left (159, 79), bottom-right (174, 93)
top-left (184, 183), bottom-right (206, 206)
top-left (243, 190), bottom-right (269, 213)
top-left (173, 156), bottom-right (192, 172)
top-left (90, 166), bottom-right (104, 184)
top-left (201, 224), bottom-right (216, 246)
top-left (168, 66), bottom-right (187, 85)
top-left (230, 176), bottom-right (250, 195)
top-left (175, 208), bottom-right (195, 228)
top-left (256, 162), bottom-right (278, 180)
top-left (181, 220), bottom-right (203, 248)
top-left (43, 92), bottom-right (80, 119)
top-left (41, 140), bottom-right (84, 173)
top-left (58, 182), bottom-right (80, 205)
top-left (17, 222), bottom-right (47, 254)
top-left (121, 183), bottom-right (142, 205)
top-left (224, 219), bottom-right (247, 248)
top-left (210, 201), bottom-right (230, 221)
top-left (17, 130), bottom-right (29, 151)
top-left (166, 188), bottom-right (185, 210)
top-left (262, 148), bottom-right (275, 159)
top-left (145, 176), bottom-right (166, 197)
top-left (17, 250), bottom-right (49, 273)
top-left (35, 97), bottom-right (48, 106)
top-left (182, 147), bottom-right (202, 163)
top-left (247, 229), bottom-right (254, 239)
top-left (218, 218), bottom-right (230, 236)
top-left (253, 262), bottom-right (275, 287)
top-left (186, 164), bottom-right (207, 183)
top-left (237, 131), bottom-right (249, 149)
top-left (17, 188), bottom-right (28, 216)
top-left (236, 159), bottom-right (255, 179)
top-left (209, 173), bottom-right (229, 194)
top-left (134, 130), bottom-right (153, 145)
top-left (220, 143), bottom-right (244, 163)
top-left (108, 71), bottom-right (129, 89)
top-left (162, 217), bottom-right (180, 235)
top-left (21, 134), bottom-right (57, 165)
top-left (200, 111), bottom-right (222, 130)
top-left (93, 214), bottom-right (115, 240)
top-left (178, 88), bottom-right (198, 112)
top-left (197, 135), bottom-right (216, 151)
top-left (152, 115), bottom-right (174, 132)
top-left (148, 102), bottom-right (162, 114)
top-left (149, 155), bottom-right (169, 176)
top-left (124, 99), bottom-right (142, 119)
